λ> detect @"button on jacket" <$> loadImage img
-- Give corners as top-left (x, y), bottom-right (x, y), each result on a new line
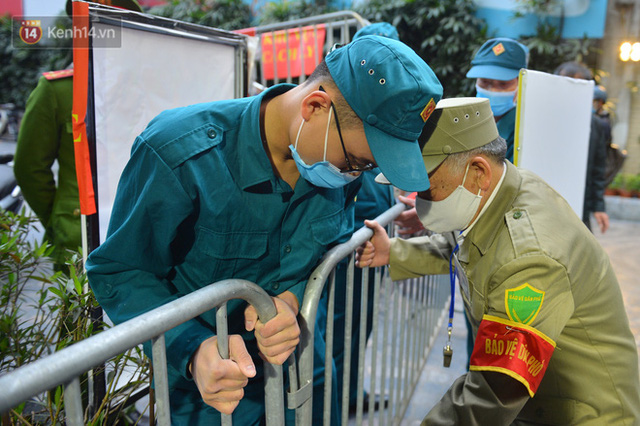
top-left (389, 162), bottom-right (640, 425)
top-left (87, 84), bottom-right (360, 424)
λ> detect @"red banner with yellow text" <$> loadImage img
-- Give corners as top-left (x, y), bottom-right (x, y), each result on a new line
top-left (261, 25), bottom-right (326, 80)
top-left (469, 315), bottom-right (555, 397)
top-left (71, 1), bottom-right (96, 215)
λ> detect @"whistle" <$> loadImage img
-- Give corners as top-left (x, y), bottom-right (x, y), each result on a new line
top-left (443, 344), bottom-right (453, 368)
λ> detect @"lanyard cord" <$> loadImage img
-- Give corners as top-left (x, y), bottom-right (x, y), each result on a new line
top-left (448, 242), bottom-right (460, 330)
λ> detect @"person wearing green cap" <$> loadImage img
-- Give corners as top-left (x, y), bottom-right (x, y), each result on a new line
top-left (467, 37), bottom-right (528, 164)
top-left (87, 35), bottom-right (442, 425)
top-left (357, 97), bottom-right (640, 424)
top-left (13, 0), bottom-right (142, 272)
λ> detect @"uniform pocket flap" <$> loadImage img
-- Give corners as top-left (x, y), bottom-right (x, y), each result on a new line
top-left (198, 227), bottom-right (268, 260)
top-left (310, 209), bottom-right (344, 245)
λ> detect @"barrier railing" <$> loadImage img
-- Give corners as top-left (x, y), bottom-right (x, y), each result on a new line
top-left (0, 279), bottom-right (285, 425)
top-left (290, 203), bottom-right (449, 425)
top-left (1, 205), bottom-right (448, 425)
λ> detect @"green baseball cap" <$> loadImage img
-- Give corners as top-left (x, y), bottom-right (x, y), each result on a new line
top-left (466, 38), bottom-right (528, 81)
top-left (66, 0), bottom-right (143, 16)
top-left (420, 98), bottom-right (498, 174)
top-left (325, 36), bottom-right (443, 192)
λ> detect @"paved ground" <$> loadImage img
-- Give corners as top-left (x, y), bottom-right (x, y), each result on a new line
top-left (400, 218), bottom-right (640, 424)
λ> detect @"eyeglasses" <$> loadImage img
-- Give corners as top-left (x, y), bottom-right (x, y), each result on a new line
top-left (319, 86), bottom-right (376, 173)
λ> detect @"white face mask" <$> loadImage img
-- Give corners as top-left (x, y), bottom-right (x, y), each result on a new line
top-left (415, 163), bottom-right (482, 234)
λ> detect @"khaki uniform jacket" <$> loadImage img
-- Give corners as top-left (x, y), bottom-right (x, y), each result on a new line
top-left (14, 73), bottom-right (81, 265)
top-left (390, 162), bottom-right (640, 425)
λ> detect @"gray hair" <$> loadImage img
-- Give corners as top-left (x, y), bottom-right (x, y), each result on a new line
top-left (442, 136), bottom-right (507, 173)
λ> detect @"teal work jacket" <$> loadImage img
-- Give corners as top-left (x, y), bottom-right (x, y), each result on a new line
top-left (86, 84), bottom-right (359, 424)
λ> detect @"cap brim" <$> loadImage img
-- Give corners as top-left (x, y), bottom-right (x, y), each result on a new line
top-left (466, 65), bottom-right (520, 81)
top-left (364, 124), bottom-right (430, 192)
top-left (423, 154), bottom-right (448, 175)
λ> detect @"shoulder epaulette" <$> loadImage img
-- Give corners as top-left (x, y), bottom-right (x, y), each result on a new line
top-left (42, 69), bottom-right (74, 80)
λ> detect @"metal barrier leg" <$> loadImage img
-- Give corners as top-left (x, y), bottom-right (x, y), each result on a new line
top-left (216, 304), bottom-right (233, 426)
top-left (380, 275), bottom-right (392, 426)
top-left (387, 281), bottom-right (400, 425)
top-left (355, 266), bottom-right (370, 425)
top-left (323, 271), bottom-right (336, 426)
top-left (367, 268), bottom-right (382, 426)
top-left (64, 377), bottom-right (84, 426)
top-left (152, 334), bottom-right (171, 426)
top-left (340, 254), bottom-right (355, 426)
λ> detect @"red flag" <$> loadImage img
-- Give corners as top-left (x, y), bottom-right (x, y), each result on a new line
top-left (72, 1), bottom-right (96, 215)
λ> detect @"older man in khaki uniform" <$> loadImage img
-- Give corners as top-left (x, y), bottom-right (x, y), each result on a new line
top-left (357, 98), bottom-right (640, 424)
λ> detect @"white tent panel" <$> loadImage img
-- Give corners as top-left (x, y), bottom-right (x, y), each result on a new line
top-left (515, 69), bottom-right (594, 217)
top-left (92, 23), bottom-right (238, 242)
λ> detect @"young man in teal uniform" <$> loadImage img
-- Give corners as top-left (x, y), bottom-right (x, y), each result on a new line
top-left (357, 98), bottom-right (640, 424)
top-left (466, 37), bottom-right (528, 164)
top-left (86, 36), bottom-right (443, 425)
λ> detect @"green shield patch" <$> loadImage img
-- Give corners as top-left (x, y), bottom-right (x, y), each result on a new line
top-left (505, 283), bottom-right (545, 325)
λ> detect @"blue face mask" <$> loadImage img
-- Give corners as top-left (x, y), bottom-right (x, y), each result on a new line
top-left (475, 84), bottom-right (516, 117)
top-left (289, 106), bottom-right (358, 189)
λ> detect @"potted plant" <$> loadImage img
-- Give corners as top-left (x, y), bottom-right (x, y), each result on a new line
top-left (616, 174), bottom-right (633, 197)
top-left (627, 174), bottom-right (640, 198)
top-left (606, 173), bottom-right (623, 196)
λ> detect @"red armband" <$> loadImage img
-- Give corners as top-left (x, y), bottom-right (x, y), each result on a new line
top-left (469, 315), bottom-right (555, 397)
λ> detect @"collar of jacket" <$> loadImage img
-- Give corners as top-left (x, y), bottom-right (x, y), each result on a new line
top-left (464, 161), bottom-right (521, 256)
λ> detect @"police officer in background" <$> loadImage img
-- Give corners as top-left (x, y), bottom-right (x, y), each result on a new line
top-left (13, 0), bottom-right (142, 270)
top-left (357, 97), bottom-right (640, 424)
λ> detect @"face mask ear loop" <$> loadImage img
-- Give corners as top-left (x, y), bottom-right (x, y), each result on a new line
top-left (294, 118), bottom-right (305, 150)
top-left (323, 106), bottom-right (333, 161)
top-left (461, 162), bottom-right (471, 186)
top-left (462, 162), bottom-right (483, 197)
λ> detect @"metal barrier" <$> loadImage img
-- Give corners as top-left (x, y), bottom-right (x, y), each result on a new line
top-left (0, 279), bottom-right (285, 425)
top-left (290, 203), bottom-right (449, 425)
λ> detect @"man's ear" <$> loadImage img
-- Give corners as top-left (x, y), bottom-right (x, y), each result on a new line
top-left (300, 89), bottom-right (331, 121)
top-left (470, 156), bottom-right (492, 192)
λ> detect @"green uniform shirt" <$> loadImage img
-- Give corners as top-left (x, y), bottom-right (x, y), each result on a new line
top-left (86, 84), bottom-right (360, 424)
top-left (14, 73), bottom-right (81, 263)
top-left (390, 162), bottom-right (640, 425)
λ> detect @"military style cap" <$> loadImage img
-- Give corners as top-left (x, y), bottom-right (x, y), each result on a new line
top-left (420, 98), bottom-right (499, 174)
top-left (594, 85), bottom-right (607, 102)
top-left (353, 22), bottom-right (399, 41)
top-left (66, 0), bottom-right (142, 16)
top-left (326, 35), bottom-right (443, 192)
top-left (466, 38), bottom-right (528, 81)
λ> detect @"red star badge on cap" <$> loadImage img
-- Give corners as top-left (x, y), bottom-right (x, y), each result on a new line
top-left (420, 98), bottom-right (436, 122)
top-left (492, 43), bottom-right (505, 56)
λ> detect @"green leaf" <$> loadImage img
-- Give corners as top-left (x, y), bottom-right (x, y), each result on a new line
top-left (48, 287), bottom-right (64, 299)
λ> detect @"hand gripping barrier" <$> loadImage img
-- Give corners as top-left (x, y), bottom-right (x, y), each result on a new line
top-left (287, 203), bottom-right (449, 425)
top-left (0, 279), bottom-right (284, 425)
